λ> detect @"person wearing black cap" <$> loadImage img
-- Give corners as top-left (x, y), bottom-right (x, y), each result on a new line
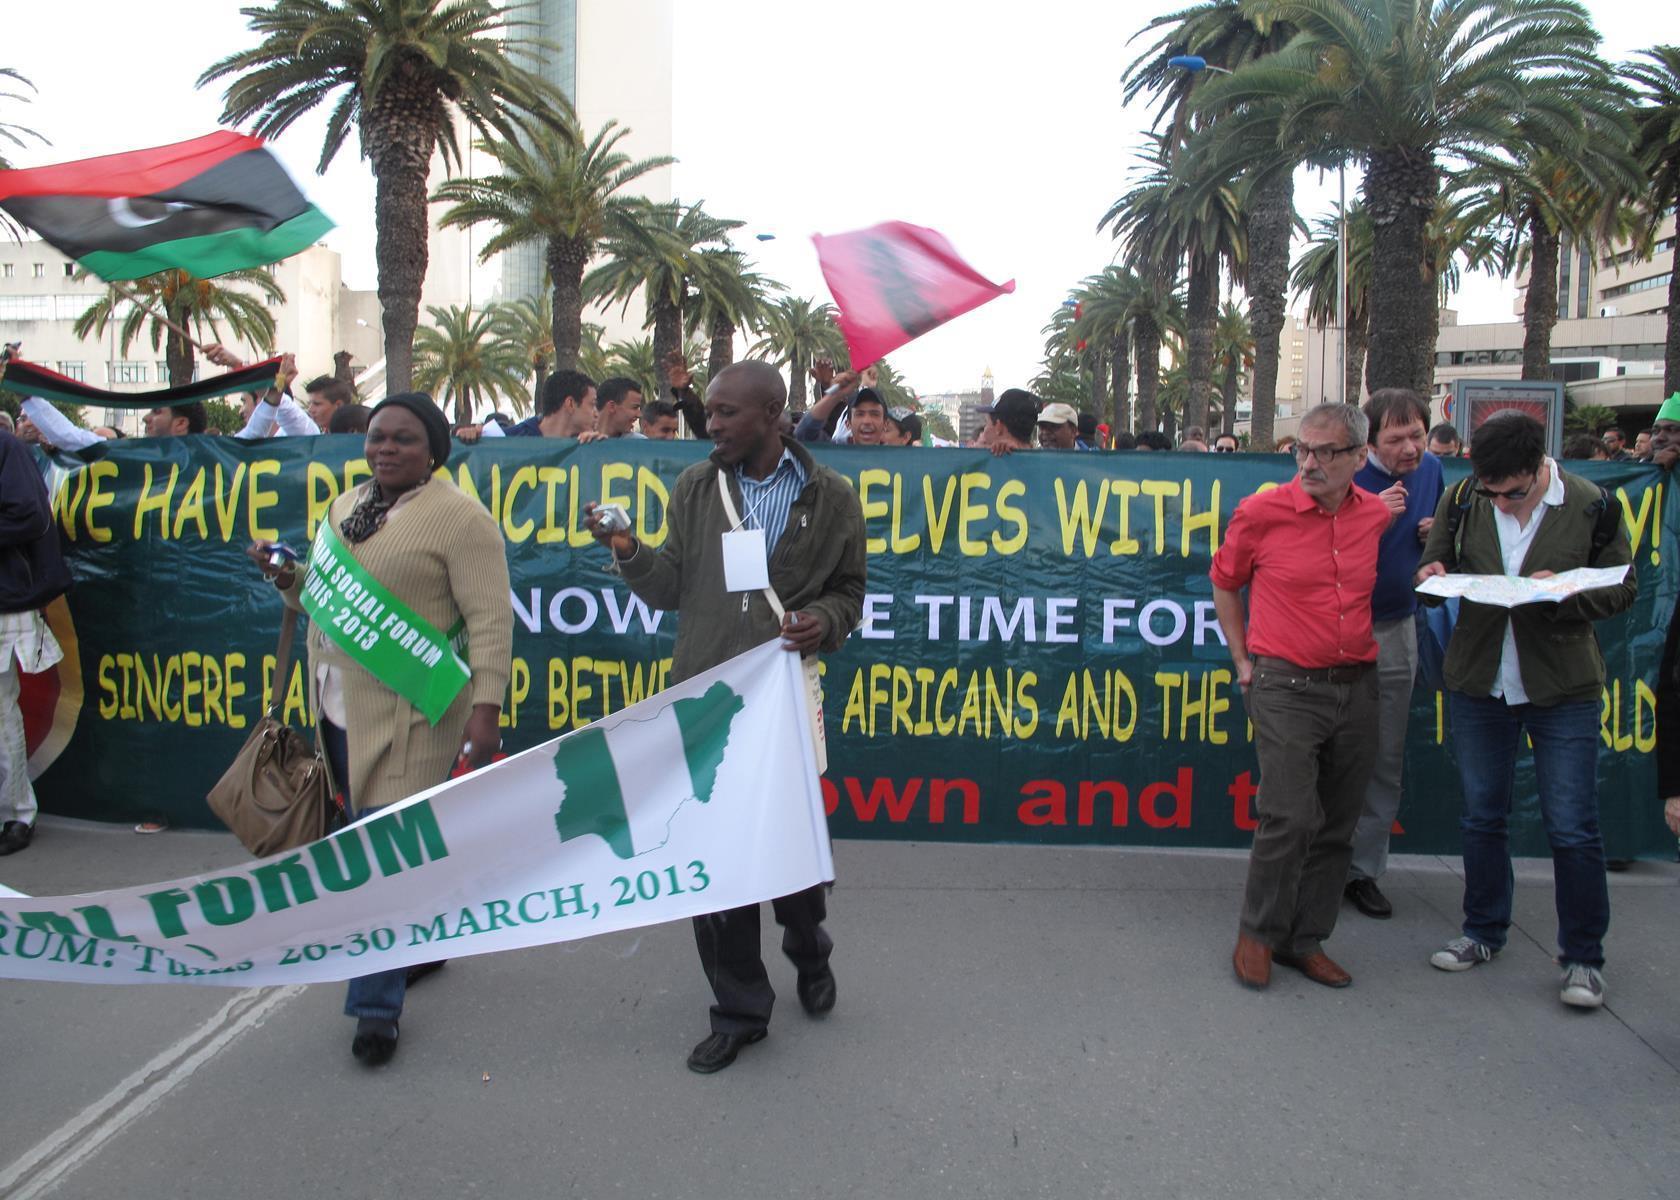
top-left (246, 392), bottom-right (512, 1067)
top-left (977, 388), bottom-right (1039, 455)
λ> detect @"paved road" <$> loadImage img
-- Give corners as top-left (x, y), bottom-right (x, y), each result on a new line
top-left (2, 819), bottom-right (1676, 1200)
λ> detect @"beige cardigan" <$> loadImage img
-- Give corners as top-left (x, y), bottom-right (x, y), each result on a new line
top-left (282, 478), bottom-right (512, 813)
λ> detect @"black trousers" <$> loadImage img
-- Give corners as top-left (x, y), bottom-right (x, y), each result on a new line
top-left (692, 884), bottom-right (832, 1035)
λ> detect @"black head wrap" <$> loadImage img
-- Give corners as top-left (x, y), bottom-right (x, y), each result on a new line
top-left (372, 392), bottom-right (451, 468)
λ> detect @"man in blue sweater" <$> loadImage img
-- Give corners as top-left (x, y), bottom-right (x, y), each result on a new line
top-left (1344, 389), bottom-right (1444, 918)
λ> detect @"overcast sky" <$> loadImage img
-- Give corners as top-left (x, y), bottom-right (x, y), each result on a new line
top-left (7, 0), bottom-right (1662, 395)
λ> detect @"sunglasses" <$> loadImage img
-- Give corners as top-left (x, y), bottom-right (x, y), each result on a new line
top-left (1474, 481), bottom-right (1532, 501)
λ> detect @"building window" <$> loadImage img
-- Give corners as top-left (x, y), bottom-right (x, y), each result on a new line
top-left (109, 361), bottom-right (148, 384)
top-left (1577, 246), bottom-right (1591, 318)
top-left (56, 361), bottom-right (86, 381)
top-left (62, 262), bottom-right (75, 278)
top-left (1600, 272), bottom-right (1672, 300)
top-left (31, 263), bottom-right (44, 278)
top-left (156, 361), bottom-right (171, 383)
top-left (1558, 235), bottom-right (1572, 319)
top-left (1, 264), bottom-right (11, 278)
top-left (0, 295), bottom-right (52, 320)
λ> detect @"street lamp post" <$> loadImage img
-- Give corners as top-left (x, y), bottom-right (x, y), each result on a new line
top-left (1167, 55), bottom-right (1350, 407)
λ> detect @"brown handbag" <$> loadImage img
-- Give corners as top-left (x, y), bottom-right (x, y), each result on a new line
top-left (207, 607), bottom-right (333, 856)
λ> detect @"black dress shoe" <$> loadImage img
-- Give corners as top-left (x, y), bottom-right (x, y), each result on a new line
top-left (0, 820), bottom-right (33, 856)
top-left (797, 967), bottom-right (837, 1017)
top-left (1345, 877), bottom-right (1393, 919)
top-left (351, 1018), bottom-right (399, 1066)
top-left (686, 1029), bottom-right (765, 1075)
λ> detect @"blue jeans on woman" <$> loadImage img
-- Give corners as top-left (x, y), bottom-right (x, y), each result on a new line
top-left (321, 719), bottom-right (408, 1021)
top-left (1448, 693), bottom-right (1608, 968)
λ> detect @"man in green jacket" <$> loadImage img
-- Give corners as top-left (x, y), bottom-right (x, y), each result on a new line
top-left (1416, 411), bottom-right (1634, 1010)
top-left (586, 360), bottom-right (867, 1074)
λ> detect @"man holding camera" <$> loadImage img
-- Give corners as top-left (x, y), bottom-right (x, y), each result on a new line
top-left (585, 360), bottom-right (866, 1075)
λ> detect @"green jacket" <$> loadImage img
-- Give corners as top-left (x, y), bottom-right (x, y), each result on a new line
top-left (1419, 466), bottom-right (1635, 706)
top-left (616, 436), bottom-right (868, 684)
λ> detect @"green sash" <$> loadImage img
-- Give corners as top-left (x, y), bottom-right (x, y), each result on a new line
top-left (299, 523), bottom-right (471, 725)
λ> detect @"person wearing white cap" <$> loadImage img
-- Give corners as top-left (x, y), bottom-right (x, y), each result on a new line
top-left (1036, 402), bottom-right (1085, 450)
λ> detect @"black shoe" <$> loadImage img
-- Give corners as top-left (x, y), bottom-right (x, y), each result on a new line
top-left (1344, 877), bottom-right (1393, 919)
top-left (797, 967), bottom-right (837, 1017)
top-left (686, 1029), bottom-right (765, 1075)
top-left (0, 820), bottom-right (33, 856)
top-left (351, 1018), bottom-right (399, 1066)
top-left (405, 960), bottom-right (446, 987)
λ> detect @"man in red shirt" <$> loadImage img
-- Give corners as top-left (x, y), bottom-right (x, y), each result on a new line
top-left (1211, 403), bottom-right (1395, 991)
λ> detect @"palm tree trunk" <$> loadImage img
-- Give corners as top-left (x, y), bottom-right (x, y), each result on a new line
top-left (707, 313), bottom-right (735, 382)
top-left (164, 296), bottom-right (195, 389)
top-left (1221, 358), bottom-right (1239, 437)
top-left (1185, 256), bottom-right (1217, 432)
top-left (1668, 263), bottom-right (1680, 397)
top-left (651, 298), bottom-right (682, 392)
top-left (1363, 147), bottom-right (1440, 397)
top-left (367, 138), bottom-right (431, 395)
top-left (1521, 208), bottom-right (1560, 381)
top-left (1245, 169), bottom-right (1293, 448)
top-left (1109, 334), bottom-right (1130, 436)
top-left (548, 238), bottom-right (588, 372)
top-left (1135, 320), bottom-right (1161, 433)
top-left (1348, 308), bottom-right (1370, 404)
top-left (788, 354), bottom-right (807, 413)
top-left (1088, 349), bottom-right (1107, 415)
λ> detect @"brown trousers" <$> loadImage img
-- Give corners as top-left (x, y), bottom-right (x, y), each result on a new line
top-left (1240, 657), bottom-right (1380, 957)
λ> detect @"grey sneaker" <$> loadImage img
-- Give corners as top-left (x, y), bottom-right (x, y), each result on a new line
top-left (1560, 964), bottom-right (1605, 1009)
top-left (1430, 936), bottom-right (1495, 972)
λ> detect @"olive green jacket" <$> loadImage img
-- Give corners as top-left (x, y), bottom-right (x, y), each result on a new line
top-left (1419, 467), bottom-right (1634, 706)
top-left (616, 437), bottom-right (867, 684)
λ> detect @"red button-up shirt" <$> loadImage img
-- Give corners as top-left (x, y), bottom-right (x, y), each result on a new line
top-left (1209, 480), bottom-right (1390, 668)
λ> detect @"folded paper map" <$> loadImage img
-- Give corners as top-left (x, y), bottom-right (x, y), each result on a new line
top-left (1415, 564), bottom-right (1631, 608)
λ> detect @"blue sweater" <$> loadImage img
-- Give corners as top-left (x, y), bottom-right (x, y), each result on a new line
top-left (1354, 450), bottom-right (1445, 621)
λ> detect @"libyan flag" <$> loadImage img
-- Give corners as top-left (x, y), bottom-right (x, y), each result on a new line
top-left (0, 356), bottom-right (282, 409)
top-left (0, 131), bottom-right (333, 281)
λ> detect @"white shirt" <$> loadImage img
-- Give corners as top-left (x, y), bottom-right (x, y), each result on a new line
top-left (236, 394), bottom-right (318, 439)
top-left (21, 398), bottom-right (101, 452)
top-left (1490, 457), bottom-right (1566, 705)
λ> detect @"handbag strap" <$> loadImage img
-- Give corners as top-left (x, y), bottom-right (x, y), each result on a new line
top-left (716, 467), bottom-right (786, 621)
top-left (268, 606), bottom-right (300, 718)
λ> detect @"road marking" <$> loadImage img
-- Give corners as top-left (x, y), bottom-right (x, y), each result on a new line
top-left (0, 985), bottom-right (304, 1200)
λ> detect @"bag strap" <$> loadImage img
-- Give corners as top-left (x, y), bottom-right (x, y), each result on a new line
top-left (716, 467), bottom-right (787, 622)
top-left (1446, 476), bottom-right (1476, 569)
top-left (1586, 485), bottom-right (1620, 566)
top-left (269, 606), bottom-right (300, 718)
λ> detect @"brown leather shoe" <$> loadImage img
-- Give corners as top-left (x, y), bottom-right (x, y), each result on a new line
top-left (1274, 950), bottom-right (1352, 988)
top-left (1232, 934), bottom-right (1272, 989)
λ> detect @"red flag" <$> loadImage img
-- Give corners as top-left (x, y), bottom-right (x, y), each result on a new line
top-left (812, 221), bottom-right (1014, 368)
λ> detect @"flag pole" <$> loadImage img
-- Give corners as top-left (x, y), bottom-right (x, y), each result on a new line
top-left (105, 280), bottom-right (214, 357)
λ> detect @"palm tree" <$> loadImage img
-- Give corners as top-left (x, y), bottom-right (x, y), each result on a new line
top-left (1102, 137), bottom-right (1244, 433)
top-left (750, 296), bottom-right (844, 412)
top-left (867, 360), bottom-right (917, 411)
top-left (1125, 1), bottom-right (1297, 447)
top-left (434, 119), bottom-right (673, 373)
top-left (687, 248), bottom-right (778, 383)
top-left (577, 321), bottom-right (609, 384)
top-left (491, 293), bottom-right (554, 402)
top-left (0, 67), bottom-right (43, 170)
top-left (1626, 46), bottom-right (1680, 394)
top-left (412, 305), bottom-right (531, 423)
top-left (1455, 124), bottom-right (1639, 380)
top-left (586, 201), bottom-right (743, 381)
top-left (200, 0), bottom-right (570, 395)
top-left (1212, 299), bottom-right (1253, 436)
top-left (1073, 266), bottom-right (1148, 434)
top-left (1293, 204), bottom-right (1374, 405)
top-left (601, 336), bottom-right (659, 403)
top-left (72, 268), bottom-right (284, 387)
top-left (1197, 0), bottom-right (1614, 397)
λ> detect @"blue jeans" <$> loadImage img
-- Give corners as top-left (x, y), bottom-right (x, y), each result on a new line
top-left (321, 719), bottom-right (408, 1021)
top-left (1448, 693), bottom-right (1608, 968)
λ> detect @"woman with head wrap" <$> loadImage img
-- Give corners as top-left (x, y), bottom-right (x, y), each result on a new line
top-left (247, 393), bottom-right (512, 1067)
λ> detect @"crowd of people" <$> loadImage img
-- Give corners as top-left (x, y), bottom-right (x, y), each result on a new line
top-left (1, 344), bottom-right (1677, 1074)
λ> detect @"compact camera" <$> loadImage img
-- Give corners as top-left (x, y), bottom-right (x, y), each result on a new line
top-left (595, 504), bottom-right (631, 534)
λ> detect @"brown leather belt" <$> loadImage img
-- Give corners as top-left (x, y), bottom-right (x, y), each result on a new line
top-left (1253, 655), bottom-right (1373, 684)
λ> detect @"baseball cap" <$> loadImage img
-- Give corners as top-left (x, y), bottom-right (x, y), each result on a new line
top-left (977, 388), bottom-right (1041, 424)
top-left (1037, 402), bottom-right (1079, 427)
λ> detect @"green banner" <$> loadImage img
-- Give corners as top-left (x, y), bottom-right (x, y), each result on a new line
top-left (297, 522), bottom-right (470, 725)
top-left (22, 438), bottom-right (1678, 859)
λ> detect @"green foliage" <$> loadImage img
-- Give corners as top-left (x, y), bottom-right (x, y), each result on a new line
top-left (0, 66), bottom-right (45, 176)
top-left (202, 399), bottom-right (244, 435)
top-left (1564, 402), bottom-right (1617, 436)
top-left (412, 305), bottom-right (532, 423)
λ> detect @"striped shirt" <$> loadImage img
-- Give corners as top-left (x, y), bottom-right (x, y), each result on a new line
top-left (734, 448), bottom-right (808, 558)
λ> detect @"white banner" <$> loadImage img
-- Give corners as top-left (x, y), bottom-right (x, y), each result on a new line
top-left (0, 640), bottom-right (832, 986)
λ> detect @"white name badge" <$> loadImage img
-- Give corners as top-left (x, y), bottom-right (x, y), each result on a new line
top-left (722, 528), bottom-right (771, 592)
